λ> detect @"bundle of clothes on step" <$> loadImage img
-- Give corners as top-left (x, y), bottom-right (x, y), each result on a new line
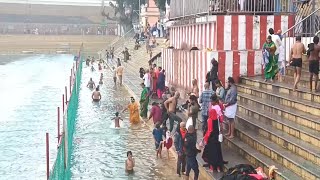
top-left (220, 164), bottom-right (277, 180)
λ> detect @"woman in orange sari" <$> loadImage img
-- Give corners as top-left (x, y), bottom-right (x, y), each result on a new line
top-left (122, 97), bottom-right (140, 124)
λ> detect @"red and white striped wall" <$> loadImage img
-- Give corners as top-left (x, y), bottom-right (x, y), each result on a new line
top-left (169, 22), bottom-right (216, 50)
top-left (162, 49), bottom-right (262, 93)
top-left (169, 15), bottom-right (295, 51)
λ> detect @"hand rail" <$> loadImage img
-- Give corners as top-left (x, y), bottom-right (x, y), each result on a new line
top-left (282, 7), bottom-right (320, 35)
top-left (109, 28), bottom-right (134, 47)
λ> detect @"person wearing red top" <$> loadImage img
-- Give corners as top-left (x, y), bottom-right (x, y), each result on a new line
top-left (148, 102), bottom-right (163, 124)
top-left (202, 94), bottom-right (224, 172)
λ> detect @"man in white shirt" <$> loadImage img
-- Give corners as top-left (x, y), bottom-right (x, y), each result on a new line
top-left (269, 28), bottom-right (282, 55)
top-left (269, 28), bottom-right (283, 80)
top-left (143, 69), bottom-right (151, 92)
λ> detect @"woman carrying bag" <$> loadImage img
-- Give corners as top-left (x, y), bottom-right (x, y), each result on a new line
top-left (202, 94), bottom-right (225, 172)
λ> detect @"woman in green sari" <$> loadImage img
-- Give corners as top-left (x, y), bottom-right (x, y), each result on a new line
top-left (262, 36), bottom-right (279, 82)
top-left (139, 83), bottom-right (149, 118)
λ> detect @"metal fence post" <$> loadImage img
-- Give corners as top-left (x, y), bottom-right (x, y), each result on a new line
top-left (46, 133), bottom-right (49, 180)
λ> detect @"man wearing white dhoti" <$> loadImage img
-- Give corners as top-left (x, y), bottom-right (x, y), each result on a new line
top-left (224, 77), bottom-right (238, 139)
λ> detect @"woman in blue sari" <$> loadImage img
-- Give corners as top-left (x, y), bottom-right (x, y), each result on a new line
top-left (262, 36), bottom-right (278, 82)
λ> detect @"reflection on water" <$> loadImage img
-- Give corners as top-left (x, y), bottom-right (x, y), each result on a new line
top-left (70, 64), bottom-right (179, 180)
top-left (0, 54), bottom-right (74, 180)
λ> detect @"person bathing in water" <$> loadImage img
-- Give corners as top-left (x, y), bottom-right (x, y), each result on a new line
top-left (99, 73), bottom-right (103, 85)
top-left (98, 63), bottom-right (102, 71)
top-left (92, 87), bottom-right (101, 102)
top-left (91, 66), bottom-right (95, 71)
top-left (125, 151), bottom-right (135, 174)
top-left (112, 112), bottom-right (123, 128)
top-left (112, 67), bottom-right (117, 86)
top-left (87, 78), bottom-right (96, 89)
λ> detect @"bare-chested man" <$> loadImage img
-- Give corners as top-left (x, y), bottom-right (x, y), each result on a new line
top-left (164, 91), bottom-right (182, 132)
top-left (289, 36), bottom-right (306, 90)
top-left (307, 36), bottom-right (320, 92)
top-left (87, 78), bottom-right (96, 89)
top-left (92, 87), bottom-right (101, 102)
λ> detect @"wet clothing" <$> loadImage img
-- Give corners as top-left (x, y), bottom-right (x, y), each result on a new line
top-left (150, 105), bottom-right (162, 124)
top-left (309, 60), bottom-right (319, 74)
top-left (168, 112), bottom-right (182, 132)
top-left (291, 58), bottom-right (302, 68)
top-left (184, 131), bottom-right (199, 179)
top-left (153, 128), bottom-right (163, 149)
top-left (140, 87), bottom-right (149, 118)
top-left (93, 99), bottom-right (100, 102)
top-left (126, 169), bottom-right (134, 174)
top-left (186, 156), bottom-right (199, 179)
top-left (128, 102), bottom-right (140, 124)
top-left (263, 41), bottom-right (278, 80)
top-left (177, 154), bottom-right (186, 175)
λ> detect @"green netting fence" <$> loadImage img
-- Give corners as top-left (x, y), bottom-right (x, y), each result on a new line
top-left (49, 44), bottom-right (83, 180)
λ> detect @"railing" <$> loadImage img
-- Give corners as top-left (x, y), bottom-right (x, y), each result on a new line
top-left (170, 0), bottom-right (210, 19)
top-left (47, 44), bottom-right (83, 180)
top-left (97, 28), bottom-right (135, 60)
top-left (169, 0), bottom-right (301, 19)
top-left (282, 7), bottom-right (320, 67)
top-left (0, 23), bottom-right (117, 35)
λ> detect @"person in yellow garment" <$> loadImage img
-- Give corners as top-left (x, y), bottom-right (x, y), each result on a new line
top-left (122, 97), bottom-right (140, 124)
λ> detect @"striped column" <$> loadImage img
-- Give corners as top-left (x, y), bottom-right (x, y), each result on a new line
top-left (215, 15), bottom-right (295, 50)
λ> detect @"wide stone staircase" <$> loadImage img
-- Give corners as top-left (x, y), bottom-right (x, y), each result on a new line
top-left (224, 59), bottom-right (320, 180)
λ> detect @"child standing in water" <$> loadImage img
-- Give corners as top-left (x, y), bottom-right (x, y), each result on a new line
top-left (125, 151), bottom-right (135, 174)
top-left (112, 112), bottom-right (123, 128)
top-left (152, 122), bottom-right (163, 158)
top-left (112, 66), bottom-right (117, 86)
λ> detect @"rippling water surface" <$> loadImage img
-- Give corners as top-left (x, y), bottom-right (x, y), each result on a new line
top-left (0, 54), bottom-right (74, 180)
top-left (70, 64), bottom-right (179, 180)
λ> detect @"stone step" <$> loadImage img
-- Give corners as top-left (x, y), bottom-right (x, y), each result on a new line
top-left (285, 67), bottom-right (317, 79)
top-left (282, 76), bottom-right (319, 90)
top-left (235, 115), bottom-right (320, 180)
top-left (240, 77), bottom-right (320, 104)
top-left (224, 136), bottom-right (300, 180)
top-left (237, 84), bottom-right (320, 116)
top-left (237, 103), bottom-right (320, 163)
top-left (237, 93), bottom-right (320, 132)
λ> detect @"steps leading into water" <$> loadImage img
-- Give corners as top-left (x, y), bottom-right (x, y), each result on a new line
top-left (228, 62), bottom-right (320, 179)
